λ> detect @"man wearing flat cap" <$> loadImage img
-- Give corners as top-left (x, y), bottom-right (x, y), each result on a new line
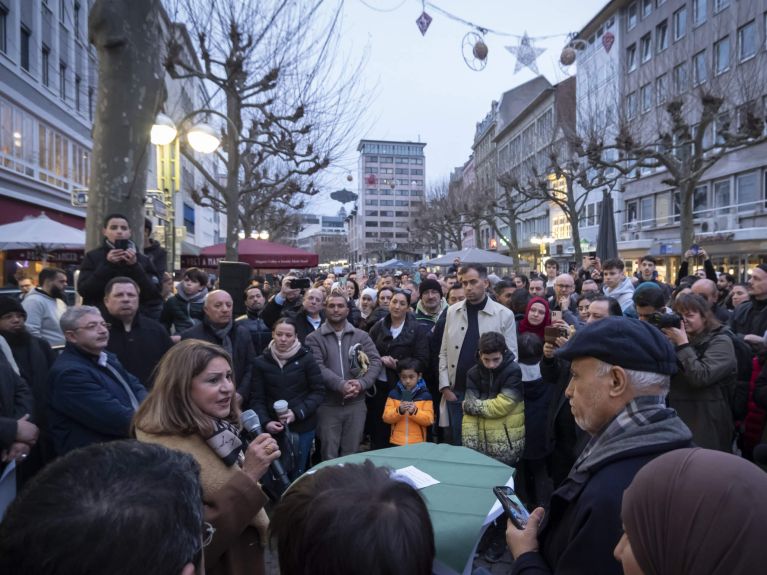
top-left (506, 317), bottom-right (693, 575)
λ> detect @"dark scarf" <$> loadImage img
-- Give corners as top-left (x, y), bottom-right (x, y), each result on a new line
top-left (203, 418), bottom-right (244, 467)
top-left (176, 286), bottom-right (208, 304)
top-left (205, 317), bottom-right (234, 356)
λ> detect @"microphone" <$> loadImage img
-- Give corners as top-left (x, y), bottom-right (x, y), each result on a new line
top-left (240, 409), bottom-right (290, 488)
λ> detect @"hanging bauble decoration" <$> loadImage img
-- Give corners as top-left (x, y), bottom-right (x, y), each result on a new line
top-left (560, 46), bottom-right (577, 66)
top-left (602, 31), bottom-right (615, 53)
top-left (365, 174), bottom-right (377, 186)
top-left (346, 173), bottom-right (353, 182)
top-left (462, 32), bottom-right (488, 71)
top-left (416, 11), bottom-right (432, 36)
top-left (505, 32), bottom-right (545, 75)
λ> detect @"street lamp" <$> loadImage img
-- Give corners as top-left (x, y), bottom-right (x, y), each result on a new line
top-left (151, 112), bottom-right (222, 153)
top-left (531, 235), bottom-right (555, 270)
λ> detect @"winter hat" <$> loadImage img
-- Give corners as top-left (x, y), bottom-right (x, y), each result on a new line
top-left (0, 296), bottom-right (26, 319)
top-left (418, 278), bottom-right (443, 298)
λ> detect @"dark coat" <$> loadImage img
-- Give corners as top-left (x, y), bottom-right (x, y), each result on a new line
top-left (77, 240), bottom-right (162, 318)
top-left (180, 321), bottom-right (255, 401)
top-left (260, 296), bottom-right (321, 344)
top-left (248, 346), bottom-right (325, 434)
top-left (0, 353), bottom-right (34, 450)
top-left (730, 298), bottom-right (767, 338)
top-left (521, 366), bottom-right (553, 460)
top-left (143, 238), bottom-right (167, 277)
top-left (511, 437), bottom-right (693, 575)
top-left (105, 312), bottom-right (173, 388)
top-left (47, 344), bottom-right (148, 455)
top-left (160, 289), bottom-right (207, 333)
top-left (236, 312), bottom-right (272, 356)
top-left (365, 306), bottom-right (389, 331)
top-left (368, 313), bottom-right (431, 389)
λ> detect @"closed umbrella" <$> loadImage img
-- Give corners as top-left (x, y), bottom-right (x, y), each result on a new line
top-left (596, 192), bottom-right (619, 263)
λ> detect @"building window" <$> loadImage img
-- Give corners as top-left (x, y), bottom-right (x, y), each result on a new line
top-left (0, 7), bottom-right (7, 53)
top-left (642, 0), bottom-right (653, 18)
top-left (693, 50), bottom-right (707, 85)
top-left (183, 203), bottom-right (195, 234)
top-left (736, 172), bottom-right (758, 212)
top-left (20, 26), bottom-right (31, 71)
top-left (656, 74), bottom-right (668, 105)
top-left (714, 180), bottom-right (730, 210)
top-left (738, 21), bottom-right (756, 62)
top-left (713, 0), bottom-right (730, 14)
top-left (365, 221), bottom-right (378, 227)
top-left (627, 44), bottom-right (637, 71)
top-left (640, 34), bottom-right (652, 63)
top-left (627, 91), bottom-right (638, 119)
top-left (75, 75), bottom-right (81, 111)
top-left (656, 20), bottom-right (668, 52)
top-left (74, 2), bottom-right (81, 38)
top-left (627, 2), bottom-right (638, 30)
top-left (673, 6), bottom-right (687, 41)
top-left (673, 62), bottom-right (688, 93)
top-left (59, 61), bottom-right (67, 100)
top-left (42, 46), bottom-right (51, 86)
top-left (640, 83), bottom-right (653, 113)
top-left (714, 36), bottom-right (730, 75)
top-left (692, 0), bottom-right (706, 26)
top-left (693, 185), bottom-right (708, 215)
top-left (88, 86), bottom-right (94, 120)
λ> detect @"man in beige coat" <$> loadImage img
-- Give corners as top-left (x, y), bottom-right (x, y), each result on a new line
top-left (438, 264), bottom-right (517, 445)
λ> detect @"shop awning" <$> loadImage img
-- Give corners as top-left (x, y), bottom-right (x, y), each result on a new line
top-left (194, 237), bottom-right (319, 269)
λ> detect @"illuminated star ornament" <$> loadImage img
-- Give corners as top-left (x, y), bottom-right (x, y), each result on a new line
top-left (505, 32), bottom-right (546, 74)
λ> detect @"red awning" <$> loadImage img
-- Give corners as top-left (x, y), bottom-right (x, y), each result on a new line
top-left (197, 238), bottom-right (318, 269)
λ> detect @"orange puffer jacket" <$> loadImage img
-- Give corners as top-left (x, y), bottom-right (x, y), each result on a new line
top-left (382, 380), bottom-right (434, 446)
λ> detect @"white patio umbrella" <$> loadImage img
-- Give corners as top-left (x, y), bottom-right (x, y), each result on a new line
top-left (0, 213), bottom-right (85, 251)
top-left (426, 248), bottom-right (515, 267)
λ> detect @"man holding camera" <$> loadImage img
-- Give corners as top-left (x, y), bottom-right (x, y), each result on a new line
top-left (262, 277), bottom-right (324, 344)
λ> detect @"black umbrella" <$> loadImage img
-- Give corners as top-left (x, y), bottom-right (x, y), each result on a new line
top-left (596, 191), bottom-right (619, 262)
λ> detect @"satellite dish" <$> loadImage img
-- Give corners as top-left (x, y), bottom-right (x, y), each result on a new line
top-left (330, 188), bottom-right (358, 204)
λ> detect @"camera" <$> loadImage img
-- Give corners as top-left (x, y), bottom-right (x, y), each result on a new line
top-left (289, 278), bottom-right (311, 290)
top-left (648, 311), bottom-right (682, 329)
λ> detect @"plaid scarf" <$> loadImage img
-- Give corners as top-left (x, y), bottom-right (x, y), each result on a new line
top-left (572, 395), bottom-right (692, 476)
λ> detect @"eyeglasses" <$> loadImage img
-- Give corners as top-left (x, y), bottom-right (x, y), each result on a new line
top-left (73, 321), bottom-right (111, 331)
top-left (555, 284), bottom-right (574, 289)
top-left (202, 521), bottom-right (216, 547)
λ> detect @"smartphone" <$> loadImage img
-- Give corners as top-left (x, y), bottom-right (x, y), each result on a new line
top-left (689, 243), bottom-right (700, 256)
top-left (544, 326), bottom-right (562, 345)
top-left (289, 278), bottom-right (311, 290)
top-left (493, 486), bottom-right (530, 529)
top-left (551, 310), bottom-right (563, 323)
top-left (401, 389), bottom-right (413, 402)
top-left (113, 239), bottom-right (130, 250)
top-left (588, 251), bottom-right (597, 259)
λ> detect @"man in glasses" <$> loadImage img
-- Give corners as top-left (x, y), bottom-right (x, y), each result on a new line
top-left (48, 306), bottom-right (147, 456)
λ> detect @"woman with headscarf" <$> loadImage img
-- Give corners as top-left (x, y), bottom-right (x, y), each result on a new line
top-left (518, 297), bottom-right (551, 341)
top-left (357, 287), bottom-right (378, 329)
top-left (615, 447), bottom-right (767, 575)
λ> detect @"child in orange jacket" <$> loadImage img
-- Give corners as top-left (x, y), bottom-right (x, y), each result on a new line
top-left (382, 358), bottom-right (434, 446)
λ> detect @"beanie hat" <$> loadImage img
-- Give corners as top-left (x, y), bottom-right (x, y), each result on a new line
top-left (419, 278), bottom-right (443, 298)
top-left (0, 296), bottom-right (26, 319)
top-left (555, 316), bottom-right (677, 376)
top-left (361, 287), bottom-right (378, 301)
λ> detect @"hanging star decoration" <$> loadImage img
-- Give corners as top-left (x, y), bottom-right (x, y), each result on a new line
top-left (505, 32), bottom-right (546, 74)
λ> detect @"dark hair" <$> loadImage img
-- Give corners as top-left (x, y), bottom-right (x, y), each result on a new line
top-left (602, 258), bottom-right (625, 271)
top-left (590, 295), bottom-right (623, 316)
top-left (144, 218), bottom-right (152, 233)
top-left (515, 274), bottom-right (530, 288)
top-left (346, 278), bottom-right (360, 300)
top-left (0, 441), bottom-right (203, 575)
top-left (673, 293), bottom-right (720, 332)
top-left (104, 276), bottom-right (139, 297)
top-left (493, 280), bottom-right (515, 295)
top-left (397, 357), bottom-right (422, 374)
top-left (446, 284), bottom-right (463, 301)
top-left (102, 213), bottom-right (130, 228)
top-left (391, 288), bottom-right (412, 305)
top-left (518, 332), bottom-right (543, 365)
top-left (633, 285), bottom-right (666, 310)
top-left (271, 460), bottom-right (435, 575)
top-left (544, 259), bottom-right (559, 271)
top-left (183, 267), bottom-right (209, 287)
top-left (478, 331), bottom-right (508, 356)
top-left (459, 264), bottom-right (488, 278)
top-left (720, 273), bottom-right (735, 284)
top-left (510, 289), bottom-right (531, 315)
top-left (38, 267), bottom-right (66, 285)
top-left (273, 317), bottom-right (298, 333)
top-left (577, 293), bottom-right (596, 306)
top-left (244, 285), bottom-right (266, 300)
top-left (529, 277), bottom-right (545, 287)
top-left (641, 255), bottom-right (657, 265)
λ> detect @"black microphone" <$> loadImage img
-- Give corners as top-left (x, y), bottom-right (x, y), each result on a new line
top-left (240, 409), bottom-right (290, 488)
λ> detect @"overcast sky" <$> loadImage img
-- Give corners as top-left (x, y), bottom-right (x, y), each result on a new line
top-left (310, 0), bottom-right (609, 214)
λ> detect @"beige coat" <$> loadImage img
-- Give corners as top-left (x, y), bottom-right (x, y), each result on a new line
top-left (136, 430), bottom-right (269, 575)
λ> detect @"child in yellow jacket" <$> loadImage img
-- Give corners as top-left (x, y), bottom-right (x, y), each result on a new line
top-left (382, 358), bottom-right (434, 446)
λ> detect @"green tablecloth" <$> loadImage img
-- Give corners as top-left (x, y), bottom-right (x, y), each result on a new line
top-left (312, 443), bottom-right (515, 574)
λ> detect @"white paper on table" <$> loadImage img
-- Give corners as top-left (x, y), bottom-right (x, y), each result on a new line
top-left (390, 465), bottom-right (440, 489)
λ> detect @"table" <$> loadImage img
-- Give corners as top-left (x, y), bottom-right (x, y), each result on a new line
top-left (312, 443), bottom-right (515, 574)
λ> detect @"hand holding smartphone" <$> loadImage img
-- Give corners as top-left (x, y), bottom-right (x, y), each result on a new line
top-left (493, 486), bottom-right (531, 529)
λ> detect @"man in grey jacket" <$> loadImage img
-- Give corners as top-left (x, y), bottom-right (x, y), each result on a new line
top-left (22, 268), bottom-right (68, 347)
top-left (307, 293), bottom-right (382, 461)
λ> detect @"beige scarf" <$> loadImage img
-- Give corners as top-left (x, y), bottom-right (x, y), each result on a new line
top-left (268, 339), bottom-right (302, 367)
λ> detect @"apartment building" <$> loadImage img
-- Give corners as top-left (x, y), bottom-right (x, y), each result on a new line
top-left (348, 139), bottom-right (426, 265)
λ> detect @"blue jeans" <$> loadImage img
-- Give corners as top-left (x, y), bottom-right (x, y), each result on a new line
top-left (295, 429), bottom-right (316, 478)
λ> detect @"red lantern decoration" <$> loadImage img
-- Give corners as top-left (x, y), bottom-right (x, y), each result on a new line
top-left (602, 32), bottom-right (615, 53)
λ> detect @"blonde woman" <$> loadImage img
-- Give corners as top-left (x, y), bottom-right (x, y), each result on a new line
top-left (133, 339), bottom-right (280, 575)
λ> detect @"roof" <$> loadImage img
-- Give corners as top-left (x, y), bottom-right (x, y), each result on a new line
top-left (576, 0), bottom-right (625, 39)
top-left (493, 76), bottom-right (553, 142)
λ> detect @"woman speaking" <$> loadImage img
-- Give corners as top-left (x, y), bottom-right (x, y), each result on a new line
top-left (133, 339), bottom-right (279, 575)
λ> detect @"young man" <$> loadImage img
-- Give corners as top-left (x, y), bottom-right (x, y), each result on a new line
top-left (601, 259), bottom-right (635, 315)
top-left (160, 267), bottom-right (208, 335)
top-left (22, 267), bottom-right (68, 347)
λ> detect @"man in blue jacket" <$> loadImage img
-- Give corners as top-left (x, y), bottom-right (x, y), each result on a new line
top-left (506, 317), bottom-right (693, 575)
top-left (48, 306), bottom-right (147, 456)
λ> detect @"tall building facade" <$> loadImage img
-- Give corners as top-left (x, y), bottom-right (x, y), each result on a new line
top-left (348, 139), bottom-right (426, 265)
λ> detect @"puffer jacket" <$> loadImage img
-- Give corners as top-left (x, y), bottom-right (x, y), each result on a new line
top-left (161, 287), bottom-right (207, 333)
top-left (382, 379), bottom-right (434, 445)
top-left (462, 350), bottom-right (525, 466)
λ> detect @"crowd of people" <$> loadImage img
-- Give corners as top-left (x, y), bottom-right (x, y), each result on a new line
top-left (1, 213), bottom-right (767, 574)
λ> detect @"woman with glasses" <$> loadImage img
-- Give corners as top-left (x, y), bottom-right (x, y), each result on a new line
top-left (133, 339), bottom-right (280, 575)
top-left (368, 288), bottom-right (430, 449)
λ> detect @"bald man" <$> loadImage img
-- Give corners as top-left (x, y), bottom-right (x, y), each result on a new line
top-left (691, 279), bottom-right (731, 323)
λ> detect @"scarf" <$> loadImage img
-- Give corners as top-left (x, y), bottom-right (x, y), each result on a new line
top-left (268, 339), bottom-right (301, 368)
top-left (518, 296), bottom-right (551, 340)
top-left (571, 395), bottom-right (692, 477)
top-left (415, 298), bottom-right (447, 322)
top-left (176, 285), bottom-right (208, 303)
top-left (203, 418), bottom-right (244, 467)
top-left (207, 317), bottom-right (234, 355)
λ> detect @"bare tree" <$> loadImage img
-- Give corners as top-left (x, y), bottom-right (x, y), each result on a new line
top-left (86, 0), bottom-right (165, 249)
top-left (411, 180), bottom-right (466, 253)
top-left (488, 176), bottom-right (543, 272)
top-left (165, 0), bottom-right (365, 259)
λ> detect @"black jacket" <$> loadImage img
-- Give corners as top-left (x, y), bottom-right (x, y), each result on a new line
top-left (248, 346), bottom-right (325, 434)
top-left (180, 321), bottom-right (255, 402)
top-left (236, 311), bottom-right (272, 356)
top-left (0, 353), bottom-right (33, 451)
top-left (105, 312), bottom-right (173, 388)
top-left (77, 240), bottom-right (162, 319)
top-left (160, 288), bottom-right (207, 334)
top-left (730, 298), bottom-right (767, 339)
top-left (143, 239), bottom-right (167, 277)
top-left (368, 313), bottom-right (431, 389)
top-left (261, 296), bottom-right (322, 344)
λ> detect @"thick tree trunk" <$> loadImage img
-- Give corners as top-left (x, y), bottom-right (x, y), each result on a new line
top-left (86, 0), bottom-right (164, 250)
top-left (679, 182), bottom-right (696, 252)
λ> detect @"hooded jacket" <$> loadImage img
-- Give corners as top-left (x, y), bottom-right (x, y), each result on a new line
top-left (602, 275), bottom-right (635, 313)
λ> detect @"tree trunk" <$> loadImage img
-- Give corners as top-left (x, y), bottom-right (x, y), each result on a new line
top-left (567, 180), bottom-right (583, 262)
top-left (508, 219), bottom-right (521, 274)
top-left (679, 181), bottom-right (695, 252)
top-left (223, 89), bottom-right (243, 261)
top-left (86, 0), bottom-right (164, 250)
